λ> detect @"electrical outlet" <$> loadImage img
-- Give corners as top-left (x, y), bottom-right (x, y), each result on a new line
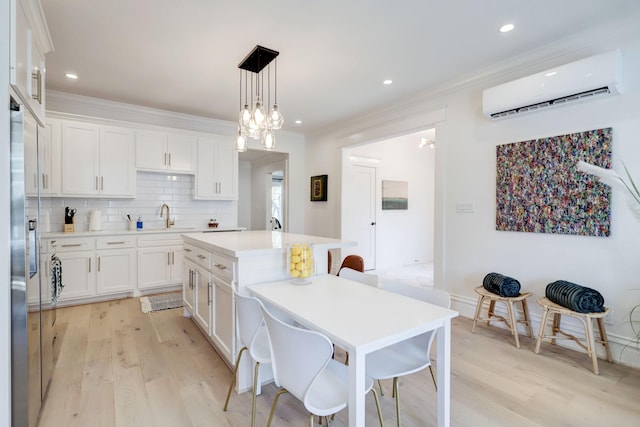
top-left (604, 309), bottom-right (614, 326)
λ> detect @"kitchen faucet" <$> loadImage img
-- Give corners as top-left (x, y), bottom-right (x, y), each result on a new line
top-left (160, 203), bottom-right (174, 229)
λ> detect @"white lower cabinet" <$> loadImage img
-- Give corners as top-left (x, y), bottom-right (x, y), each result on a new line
top-left (212, 276), bottom-right (233, 361)
top-left (195, 266), bottom-right (212, 335)
top-left (53, 238), bottom-right (95, 300)
top-left (96, 236), bottom-right (137, 295)
top-left (54, 236), bottom-right (137, 302)
top-left (183, 258), bottom-right (196, 314)
top-left (182, 244), bottom-right (236, 364)
top-left (137, 234), bottom-right (184, 290)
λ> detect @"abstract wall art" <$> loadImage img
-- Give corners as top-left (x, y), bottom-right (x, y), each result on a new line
top-left (382, 180), bottom-right (408, 210)
top-left (496, 128), bottom-right (612, 237)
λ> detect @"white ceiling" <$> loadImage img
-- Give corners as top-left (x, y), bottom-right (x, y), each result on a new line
top-left (41, 0), bottom-right (640, 134)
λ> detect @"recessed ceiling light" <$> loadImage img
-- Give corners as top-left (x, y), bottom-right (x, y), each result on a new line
top-left (499, 24), bottom-right (514, 33)
top-left (65, 73), bottom-right (78, 79)
top-left (545, 71), bottom-right (557, 77)
top-left (295, 120), bottom-right (302, 124)
top-left (383, 79), bottom-right (393, 85)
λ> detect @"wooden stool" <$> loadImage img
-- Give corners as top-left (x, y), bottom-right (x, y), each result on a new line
top-left (471, 286), bottom-right (534, 348)
top-left (534, 296), bottom-right (612, 375)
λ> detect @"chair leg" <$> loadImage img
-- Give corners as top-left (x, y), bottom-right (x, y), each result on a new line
top-left (585, 316), bottom-right (599, 375)
top-left (521, 299), bottom-right (534, 338)
top-left (377, 379), bottom-right (385, 396)
top-left (345, 351), bottom-right (349, 365)
top-left (596, 317), bottom-right (613, 362)
top-left (506, 301), bottom-right (520, 348)
top-left (251, 361), bottom-right (260, 427)
top-left (267, 389), bottom-right (289, 427)
top-left (428, 365), bottom-right (437, 391)
top-left (223, 346), bottom-right (247, 411)
top-left (534, 307), bottom-right (550, 354)
top-left (393, 377), bottom-right (401, 427)
top-left (370, 386), bottom-right (385, 427)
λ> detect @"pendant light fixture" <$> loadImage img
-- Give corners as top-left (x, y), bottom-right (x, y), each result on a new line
top-left (236, 45), bottom-right (284, 151)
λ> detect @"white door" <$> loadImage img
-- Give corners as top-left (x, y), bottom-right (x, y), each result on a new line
top-left (350, 165), bottom-right (376, 270)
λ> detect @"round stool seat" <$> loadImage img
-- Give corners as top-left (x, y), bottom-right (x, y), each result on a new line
top-left (534, 297), bottom-right (612, 375)
top-left (471, 286), bottom-right (533, 348)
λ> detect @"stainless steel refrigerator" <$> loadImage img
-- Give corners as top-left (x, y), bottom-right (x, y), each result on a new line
top-left (10, 94), bottom-right (52, 427)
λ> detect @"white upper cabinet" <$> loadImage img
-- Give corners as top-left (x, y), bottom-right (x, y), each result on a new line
top-left (61, 120), bottom-right (136, 197)
top-left (25, 116), bottom-right (61, 197)
top-left (135, 130), bottom-right (195, 173)
top-left (10, 0), bottom-right (53, 124)
top-left (195, 136), bottom-right (238, 200)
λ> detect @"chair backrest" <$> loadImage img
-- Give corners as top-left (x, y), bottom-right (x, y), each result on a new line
top-left (260, 305), bottom-right (333, 402)
top-left (338, 254), bottom-right (364, 274)
top-left (234, 291), bottom-right (266, 348)
top-left (338, 267), bottom-right (379, 287)
top-left (382, 282), bottom-right (451, 308)
top-left (382, 283), bottom-right (451, 353)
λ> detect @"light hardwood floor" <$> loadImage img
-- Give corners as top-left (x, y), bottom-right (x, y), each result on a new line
top-left (38, 296), bottom-right (640, 427)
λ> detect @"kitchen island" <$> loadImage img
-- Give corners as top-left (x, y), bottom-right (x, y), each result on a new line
top-left (181, 230), bottom-right (355, 392)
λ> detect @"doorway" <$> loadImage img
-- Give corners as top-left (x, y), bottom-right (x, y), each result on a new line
top-left (342, 128), bottom-right (436, 279)
top-left (238, 149), bottom-right (289, 231)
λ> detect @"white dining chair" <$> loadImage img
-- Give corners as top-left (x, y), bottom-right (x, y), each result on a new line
top-left (367, 284), bottom-right (451, 427)
top-left (223, 291), bottom-right (271, 427)
top-left (338, 267), bottom-right (379, 287)
top-left (260, 304), bottom-right (384, 427)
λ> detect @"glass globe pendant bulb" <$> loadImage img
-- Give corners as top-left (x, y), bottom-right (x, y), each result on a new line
top-left (269, 104), bottom-right (284, 130)
top-left (263, 128), bottom-right (276, 150)
top-left (239, 103), bottom-right (251, 127)
top-left (252, 96), bottom-right (267, 127)
top-left (247, 118), bottom-right (261, 140)
top-left (235, 128), bottom-right (247, 152)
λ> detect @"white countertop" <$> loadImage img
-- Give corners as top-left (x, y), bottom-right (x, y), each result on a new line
top-left (182, 230), bottom-right (355, 258)
top-left (44, 226), bottom-right (244, 239)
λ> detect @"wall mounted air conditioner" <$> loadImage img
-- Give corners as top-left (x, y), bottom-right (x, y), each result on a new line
top-left (482, 50), bottom-right (622, 119)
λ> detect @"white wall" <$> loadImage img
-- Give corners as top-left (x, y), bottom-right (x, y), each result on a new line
top-left (247, 156), bottom-right (288, 231)
top-left (307, 36), bottom-right (640, 367)
top-left (350, 133), bottom-right (435, 269)
top-left (1, 0), bottom-right (13, 421)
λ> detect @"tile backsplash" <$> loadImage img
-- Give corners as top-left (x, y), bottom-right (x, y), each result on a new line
top-left (27, 172), bottom-right (237, 233)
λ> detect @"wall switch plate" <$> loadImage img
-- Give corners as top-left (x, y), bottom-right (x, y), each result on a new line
top-left (456, 201), bottom-right (475, 213)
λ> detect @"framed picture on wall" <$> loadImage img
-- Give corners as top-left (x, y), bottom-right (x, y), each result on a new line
top-left (310, 175), bottom-right (328, 201)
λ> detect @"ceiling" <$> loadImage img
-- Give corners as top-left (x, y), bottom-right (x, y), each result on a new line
top-left (41, 0), bottom-right (640, 134)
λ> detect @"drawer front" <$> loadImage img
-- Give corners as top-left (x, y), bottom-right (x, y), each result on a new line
top-left (96, 235), bottom-right (136, 250)
top-left (194, 247), bottom-right (211, 270)
top-left (183, 243), bottom-right (195, 261)
top-left (137, 233), bottom-right (183, 247)
top-left (211, 253), bottom-right (234, 282)
top-left (51, 237), bottom-right (94, 252)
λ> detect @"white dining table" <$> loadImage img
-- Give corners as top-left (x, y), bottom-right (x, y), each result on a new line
top-left (248, 274), bottom-right (458, 427)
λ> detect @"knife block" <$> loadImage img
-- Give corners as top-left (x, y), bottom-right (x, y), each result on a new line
top-left (63, 223), bottom-right (75, 233)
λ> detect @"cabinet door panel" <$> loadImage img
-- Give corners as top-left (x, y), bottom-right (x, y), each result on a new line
top-left (100, 127), bottom-right (135, 196)
top-left (167, 134), bottom-right (195, 172)
top-left (213, 277), bottom-right (233, 361)
top-left (216, 142), bottom-right (237, 199)
top-left (195, 139), bottom-right (216, 198)
top-left (135, 130), bottom-right (167, 170)
top-left (61, 122), bottom-right (100, 195)
top-left (137, 247), bottom-right (171, 289)
top-left (183, 259), bottom-right (196, 314)
top-left (96, 249), bottom-right (136, 294)
top-left (195, 266), bottom-right (211, 335)
top-left (170, 246), bottom-right (184, 284)
top-left (24, 113), bottom-right (38, 196)
top-left (56, 252), bottom-right (95, 300)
